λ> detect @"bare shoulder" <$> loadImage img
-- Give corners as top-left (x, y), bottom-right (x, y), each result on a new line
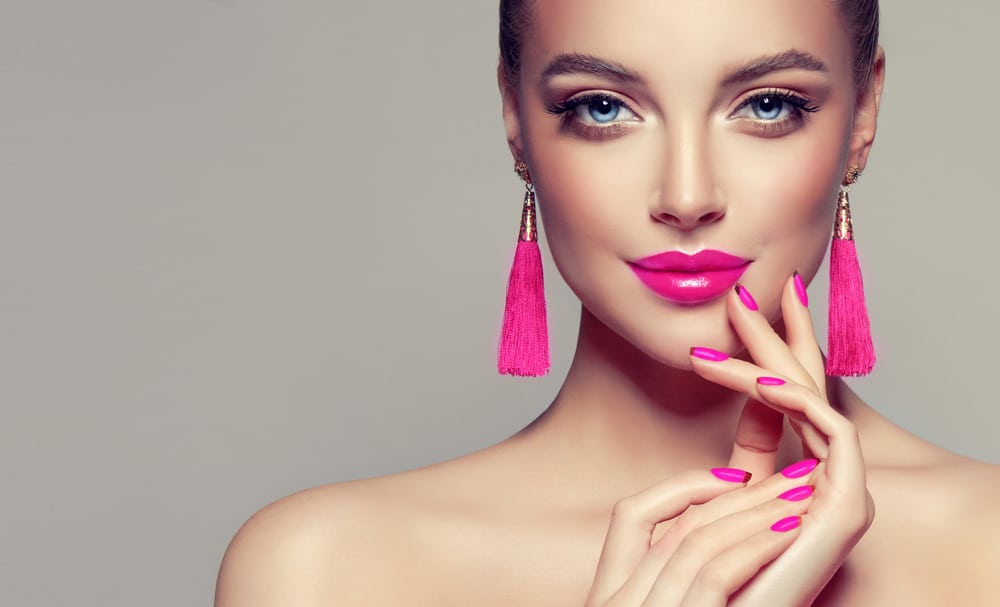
top-left (214, 461), bottom-right (471, 606)
top-left (861, 453), bottom-right (1000, 603)
top-left (869, 453), bottom-right (1000, 525)
top-left (214, 447), bottom-right (553, 607)
top-left (215, 478), bottom-right (401, 606)
top-left (926, 457), bottom-right (1000, 568)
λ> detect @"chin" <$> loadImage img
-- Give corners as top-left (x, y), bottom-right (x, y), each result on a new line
top-left (583, 296), bottom-right (746, 372)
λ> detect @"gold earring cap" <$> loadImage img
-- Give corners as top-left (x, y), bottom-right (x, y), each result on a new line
top-left (514, 160), bottom-right (531, 185)
top-left (844, 164), bottom-right (861, 186)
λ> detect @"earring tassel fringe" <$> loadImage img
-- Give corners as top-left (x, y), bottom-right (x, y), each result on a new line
top-left (498, 190), bottom-right (549, 376)
top-left (826, 190), bottom-right (875, 376)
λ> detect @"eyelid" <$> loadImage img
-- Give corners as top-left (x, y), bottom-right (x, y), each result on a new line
top-left (545, 90), bottom-right (644, 141)
top-left (545, 91), bottom-right (643, 122)
top-left (728, 87), bottom-right (819, 117)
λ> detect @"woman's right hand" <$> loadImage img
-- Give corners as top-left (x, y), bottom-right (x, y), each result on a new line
top-left (584, 463), bottom-right (817, 606)
top-left (585, 273), bottom-right (875, 606)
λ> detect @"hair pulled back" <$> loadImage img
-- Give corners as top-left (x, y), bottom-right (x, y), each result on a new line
top-left (499, 0), bottom-right (879, 89)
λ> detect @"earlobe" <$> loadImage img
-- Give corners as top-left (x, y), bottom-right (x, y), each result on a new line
top-left (497, 63), bottom-right (525, 160)
top-left (846, 46), bottom-right (886, 175)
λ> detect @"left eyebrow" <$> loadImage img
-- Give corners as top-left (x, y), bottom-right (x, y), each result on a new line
top-left (539, 53), bottom-right (644, 86)
top-left (721, 50), bottom-right (829, 86)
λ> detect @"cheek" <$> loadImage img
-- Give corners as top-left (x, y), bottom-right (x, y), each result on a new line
top-left (723, 125), bottom-right (843, 249)
top-left (718, 126), bottom-right (845, 319)
top-left (525, 133), bottom-right (650, 277)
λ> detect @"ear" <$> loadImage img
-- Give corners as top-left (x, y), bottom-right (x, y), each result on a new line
top-left (846, 46), bottom-right (886, 177)
top-left (498, 62), bottom-right (526, 162)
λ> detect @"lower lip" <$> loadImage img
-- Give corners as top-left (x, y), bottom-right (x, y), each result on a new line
top-left (630, 263), bottom-right (750, 305)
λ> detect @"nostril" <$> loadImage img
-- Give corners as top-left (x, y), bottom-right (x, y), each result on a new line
top-left (698, 210), bottom-right (725, 225)
top-left (652, 208), bottom-right (725, 229)
top-left (656, 212), bottom-right (683, 227)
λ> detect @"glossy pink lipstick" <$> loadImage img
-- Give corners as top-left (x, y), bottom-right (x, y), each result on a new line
top-left (629, 250), bottom-right (750, 305)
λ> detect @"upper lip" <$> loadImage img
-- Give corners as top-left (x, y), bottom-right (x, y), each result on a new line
top-left (630, 250), bottom-right (750, 272)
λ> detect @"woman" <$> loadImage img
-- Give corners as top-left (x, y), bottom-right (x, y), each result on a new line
top-left (215, 0), bottom-right (1000, 604)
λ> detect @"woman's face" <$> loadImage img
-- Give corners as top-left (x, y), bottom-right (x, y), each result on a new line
top-left (501, 0), bottom-right (882, 370)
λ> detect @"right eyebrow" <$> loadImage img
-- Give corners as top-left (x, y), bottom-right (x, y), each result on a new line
top-left (539, 53), bottom-right (643, 85)
top-left (721, 50), bottom-right (829, 86)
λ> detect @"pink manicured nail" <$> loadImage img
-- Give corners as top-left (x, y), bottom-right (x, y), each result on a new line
top-left (781, 458), bottom-right (819, 479)
top-left (712, 467), bottom-right (752, 483)
top-left (771, 516), bottom-right (802, 532)
top-left (690, 347), bottom-right (729, 362)
top-left (778, 485), bottom-right (814, 502)
top-left (793, 272), bottom-right (809, 307)
top-left (735, 284), bottom-right (758, 311)
top-left (756, 376), bottom-right (786, 386)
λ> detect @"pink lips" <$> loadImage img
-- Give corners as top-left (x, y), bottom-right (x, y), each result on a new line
top-left (629, 250), bottom-right (750, 305)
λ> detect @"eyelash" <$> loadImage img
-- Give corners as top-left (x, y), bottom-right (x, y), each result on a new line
top-left (730, 88), bottom-right (820, 135)
top-left (545, 93), bottom-right (639, 140)
top-left (544, 89), bottom-right (821, 139)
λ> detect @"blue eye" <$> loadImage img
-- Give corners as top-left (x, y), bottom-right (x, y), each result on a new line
top-left (546, 93), bottom-right (640, 128)
top-left (729, 90), bottom-right (820, 136)
top-left (750, 95), bottom-right (785, 121)
top-left (731, 90), bottom-right (819, 126)
top-left (582, 96), bottom-right (622, 123)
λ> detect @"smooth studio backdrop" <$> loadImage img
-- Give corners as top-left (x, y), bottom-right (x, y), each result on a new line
top-left (2, 1), bottom-right (997, 605)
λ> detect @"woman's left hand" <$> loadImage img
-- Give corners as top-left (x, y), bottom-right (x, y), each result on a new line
top-left (688, 274), bottom-right (875, 606)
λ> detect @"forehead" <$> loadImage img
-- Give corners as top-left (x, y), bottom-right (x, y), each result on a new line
top-left (523, 0), bottom-right (854, 85)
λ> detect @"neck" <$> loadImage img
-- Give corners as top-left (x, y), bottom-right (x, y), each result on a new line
top-left (519, 307), bottom-right (762, 481)
top-left (507, 307), bottom-right (909, 510)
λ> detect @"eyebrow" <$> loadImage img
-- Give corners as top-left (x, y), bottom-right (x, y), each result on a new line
top-left (540, 53), bottom-right (642, 85)
top-left (721, 50), bottom-right (829, 86)
top-left (539, 49), bottom-right (829, 88)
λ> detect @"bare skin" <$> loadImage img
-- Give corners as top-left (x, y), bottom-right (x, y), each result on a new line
top-left (216, 1), bottom-right (1000, 604)
top-left (215, 306), bottom-right (1000, 606)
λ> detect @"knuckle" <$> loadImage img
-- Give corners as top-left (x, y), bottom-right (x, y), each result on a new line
top-left (693, 561), bottom-right (732, 593)
top-left (862, 492), bottom-right (877, 528)
top-left (830, 414), bottom-right (859, 438)
top-left (676, 525), bottom-right (714, 557)
top-left (829, 492), bottom-right (875, 536)
top-left (610, 495), bottom-right (642, 524)
top-left (670, 509), bottom-right (703, 537)
top-left (652, 511), bottom-right (701, 555)
top-left (845, 511), bottom-right (870, 535)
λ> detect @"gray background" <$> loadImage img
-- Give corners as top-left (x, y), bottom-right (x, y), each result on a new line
top-left (2, 1), bottom-right (997, 605)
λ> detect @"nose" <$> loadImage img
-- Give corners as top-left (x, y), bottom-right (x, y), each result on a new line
top-left (650, 124), bottom-right (726, 230)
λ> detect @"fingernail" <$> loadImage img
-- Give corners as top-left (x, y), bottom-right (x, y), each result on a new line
top-left (690, 347), bottom-right (729, 362)
top-left (771, 515), bottom-right (802, 532)
top-left (756, 376), bottom-right (786, 386)
top-left (793, 271), bottom-right (809, 307)
top-left (712, 467), bottom-right (752, 483)
top-left (735, 284), bottom-right (758, 311)
top-left (781, 458), bottom-right (819, 479)
top-left (778, 485), bottom-right (814, 502)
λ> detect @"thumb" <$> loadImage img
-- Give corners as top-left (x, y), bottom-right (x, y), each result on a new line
top-left (728, 398), bottom-right (784, 482)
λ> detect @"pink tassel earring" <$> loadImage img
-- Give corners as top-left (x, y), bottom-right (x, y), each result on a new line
top-left (497, 161), bottom-right (549, 376)
top-left (826, 164), bottom-right (875, 376)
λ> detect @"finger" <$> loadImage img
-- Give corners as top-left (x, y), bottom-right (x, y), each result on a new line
top-left (756, 380), bottom-right (865, 487)
top-left (690, 354), bottom-right (829, 458)
top-left (642, 497), bottom-right (809, 605)
top-left (653, 469), bottom-right (816, 560)
top-left (728, 491), bottom-right (873, 607)
top-left (679, 516), bottom-right (803, 607)
top-left (785, 417), bottom-right (818, 462)
top-left (587, 469), bottom-right (751, 606)
top-left (781, 272), bottom-right (827, 400)
top-left (617, 473), bottom-right (816, 604)
top-left (728, 398), bottom-right (784, 483)
top-left (728, 284), bottom-right (817, 393)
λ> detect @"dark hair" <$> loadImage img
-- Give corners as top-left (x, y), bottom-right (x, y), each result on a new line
top-left (498, 0), bottom-right (534, 86)
top-left (499, 0), bottom-right (879, 89)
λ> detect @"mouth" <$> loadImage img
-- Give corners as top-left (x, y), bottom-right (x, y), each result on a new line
top-left (628, 250), bottom-right (751, 305)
